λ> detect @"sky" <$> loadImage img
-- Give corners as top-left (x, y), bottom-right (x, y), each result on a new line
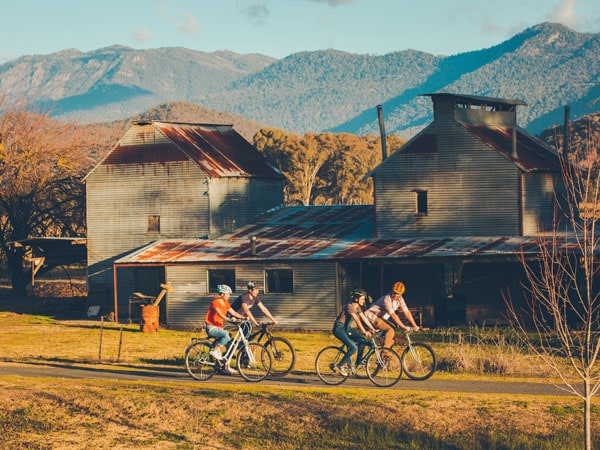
top-left (1, 0), bottom-right (599, 64)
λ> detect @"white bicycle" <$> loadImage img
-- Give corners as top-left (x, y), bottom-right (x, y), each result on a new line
top-left (185, 319), bottom-right (272, 382)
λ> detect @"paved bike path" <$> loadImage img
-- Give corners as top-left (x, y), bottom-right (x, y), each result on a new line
top-left (0, 361), bottom-right (574, 396)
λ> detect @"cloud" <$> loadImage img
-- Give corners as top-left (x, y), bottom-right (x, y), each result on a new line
top-left (546, 0), bottom-right (579, 28)
top-left (156, 4), bottom-right (198, 36)
top-left (241, 2), bottom-right (270, 25)
top-left (133, 27), bottom-right (152, 44)
top-left (175, 12), bottom-right (197, 35)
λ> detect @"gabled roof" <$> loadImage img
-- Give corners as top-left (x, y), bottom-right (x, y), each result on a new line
top-left (460, 123), bottom-right (562, 172)
top-left (367, 92), bottom-right (561, 177)
top-left (114, 205), bottom-right (579, 265)
top-left (421, 93), bottom-right (527, 108)
top-left (86, 120), bottom-right (283, 179)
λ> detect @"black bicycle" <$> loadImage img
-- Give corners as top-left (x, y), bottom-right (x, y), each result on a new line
top-left (248, 323), bottom-right (296, 376)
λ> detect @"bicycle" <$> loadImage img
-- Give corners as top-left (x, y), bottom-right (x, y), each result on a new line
top-left (393, 329), bottom-right (437, 380)
top-left (315, 331), bottom-right (403, 387)
top-left (248, 323), bottom-right (296, 376)
top-left (184, 319), bottom-right (272, 382)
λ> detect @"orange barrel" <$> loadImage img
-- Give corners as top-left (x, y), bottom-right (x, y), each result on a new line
top-left (140, 305), bottom-right (159, 332)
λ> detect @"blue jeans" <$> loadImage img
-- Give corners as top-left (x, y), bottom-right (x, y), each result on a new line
top-left (205, 324), bottom-right (231, 348)
top-left (333, 322), bottom-right (358, 367)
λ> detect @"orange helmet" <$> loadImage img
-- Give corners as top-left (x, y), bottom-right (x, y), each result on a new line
top-left (392, 281), bottom-right (405, 295)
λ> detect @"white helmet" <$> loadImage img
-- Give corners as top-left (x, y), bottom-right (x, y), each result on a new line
top-left (217, 284), bottom-right (232, 294)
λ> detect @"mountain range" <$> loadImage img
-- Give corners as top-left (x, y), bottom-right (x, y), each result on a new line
top-left (0, 22), bottom-right (598, 139)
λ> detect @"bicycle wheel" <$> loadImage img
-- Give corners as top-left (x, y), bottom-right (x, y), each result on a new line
top-left (237, 342), bottom-right (272, 382)
top-left (265, 336), bottom-right (296, 376)
top-left (401, 342), bottom-right (437, 380)
top-left (366, 348), bottom-right (402, 387)
top-left (315, 346), bottom-right (348, 385)
top-left (185, 341), bottom-right (217, 381)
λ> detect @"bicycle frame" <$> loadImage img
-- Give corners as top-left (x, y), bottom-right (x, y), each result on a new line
top-left (355, 332), bottom-right (385, 367)
top-left (219, 320), bottom-right (257, 366)
top-left (248, 323), bottom-right (272, 344)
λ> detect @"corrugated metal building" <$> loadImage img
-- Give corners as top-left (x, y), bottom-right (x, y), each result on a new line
top-left (371, 93), bottom-right (565, 237)
top-left (85, 120), bottom-right (285, 316)
top-left (88, 94), bottom-right (569, 330)
top-left (113, 205), bottom-right (578, 330)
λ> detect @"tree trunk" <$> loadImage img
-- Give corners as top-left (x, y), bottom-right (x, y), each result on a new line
top-left (584, 379), bottom-right (591, 450)
top-left (7, 249), bottom-right (27, 297)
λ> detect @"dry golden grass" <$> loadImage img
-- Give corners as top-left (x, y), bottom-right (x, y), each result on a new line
top-left (0, 374), bottom-right (593, 449)
top-left (0, 283), bottom-right (597, 448)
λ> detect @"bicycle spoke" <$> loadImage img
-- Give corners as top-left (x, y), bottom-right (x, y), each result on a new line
top-left (402, 342), bottom-right (437, 380)
top-left (185, 341), bottom-right (217, 381)
top-left (266, 337), bottom-right (296, 376)
top-left (366, 348), bottom-right (402, 387)
top-left (237, 342), bottom-right (271, 382)
top-left (315, 346), bottom-right (348, 385)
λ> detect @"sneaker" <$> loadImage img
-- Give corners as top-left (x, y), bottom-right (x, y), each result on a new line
top-left (224, 365), bottom-right (238, 375)
top-left (209, 349), bottom-right (222, 360)
top-left (334, 364), bottom-right (349, 376)
top-left (348, 365), bottom-right (357, 376)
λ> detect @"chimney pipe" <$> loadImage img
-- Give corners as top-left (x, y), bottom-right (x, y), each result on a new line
top-left (511, 127), bottom-right (517, 158)
top-left (250, 236), bottom-right (257, 255)
top-left (563, 105), bottom-right (570, 158)
top-left (377, 104), bottom-right (388, 160)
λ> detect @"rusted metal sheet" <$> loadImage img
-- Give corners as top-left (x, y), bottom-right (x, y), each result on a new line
top-left (114, 205), bottom-right (581, 265)
top-left (101, 121), bottom-right (283, 179)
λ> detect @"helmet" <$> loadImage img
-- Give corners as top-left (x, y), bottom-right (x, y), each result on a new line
top-left (349, 289), bottom-right (367, 301)
top-left (392, 281), bottom-right (405, 295)
top-left (217, 284), bottom-right (232, 295)
top-left (247, 282), bottom-right (257, 290)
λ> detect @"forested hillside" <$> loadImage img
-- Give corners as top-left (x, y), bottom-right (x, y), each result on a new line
top-left (0, 23), bottom-right (597, 139)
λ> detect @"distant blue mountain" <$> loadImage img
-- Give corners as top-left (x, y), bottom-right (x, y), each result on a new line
top-left (0, 22), bottom-right (597, 139)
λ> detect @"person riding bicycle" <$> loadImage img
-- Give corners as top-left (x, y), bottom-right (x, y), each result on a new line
top-left (231, 282), bottom-right (277, 336)
top-left (365, 281), bottom-right (419, 351)
top-left (332, 289), bottom-right (378, 376)
top-left (204, 284), bottom-right (245, 371)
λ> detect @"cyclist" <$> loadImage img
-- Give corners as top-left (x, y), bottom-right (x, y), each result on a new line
top-left (231, 282), bottom-right (277, 335)
top-left (365, 281), bottom-right (419, 351)
top-left (332, 289), bottom-right (378, 375)
top-left (204, 284), bottom-right (245, 371)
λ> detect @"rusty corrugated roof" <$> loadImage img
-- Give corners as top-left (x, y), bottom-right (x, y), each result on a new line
top-left (114, 205), bottom-right (578, 265)
top-left (102, 121), bottom-right (283, 179)
top-left (461, 123), bottom-right (562, 172)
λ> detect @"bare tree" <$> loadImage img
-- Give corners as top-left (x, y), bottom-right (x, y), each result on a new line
top-left (505, 122), bottom-right (600, 450)
top-left (0, 99), bottom-right (96, 295)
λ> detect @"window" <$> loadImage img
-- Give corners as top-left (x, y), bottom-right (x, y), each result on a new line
top-left (208, 269), bottom-right (235, 293)
top-left (265, 269), bottom-right (293, 293)
top-left (413, 189), bottom-right (428, 215)
top-left (148, 215), bottom-right (160, 233)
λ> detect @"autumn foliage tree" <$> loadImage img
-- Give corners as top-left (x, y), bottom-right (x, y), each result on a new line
top-left (254, 127), bottom-right (403, 205)
top-left (0, 99), bottom-right (98, 295)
